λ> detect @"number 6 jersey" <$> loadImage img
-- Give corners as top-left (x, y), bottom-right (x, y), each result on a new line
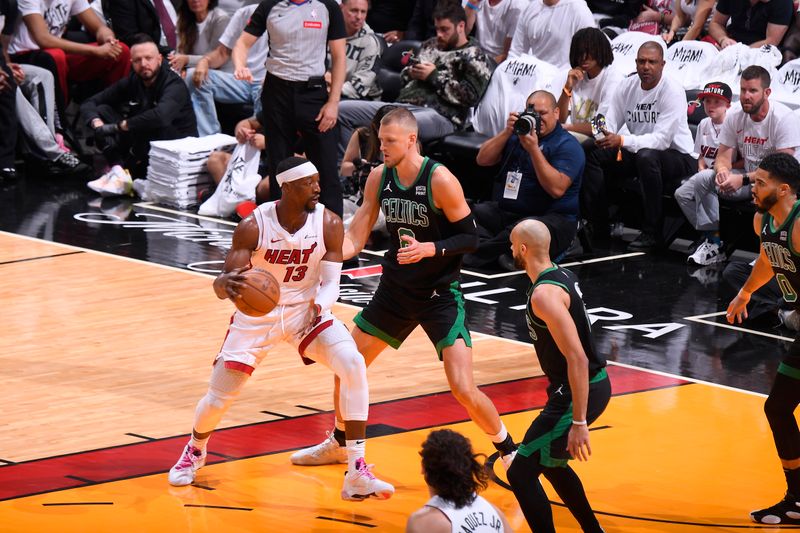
top-left (251, 202), bottom-right (326, 306)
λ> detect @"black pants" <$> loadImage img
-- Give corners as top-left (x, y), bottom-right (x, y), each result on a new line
top-left (583, 146), bottom-right (696, 236)
top-left (0, 61), bottom-right (17, 169)
top-left (464, 203), bottom-right (577, 266)
top-left (261, 74), bottom-right (343, 217)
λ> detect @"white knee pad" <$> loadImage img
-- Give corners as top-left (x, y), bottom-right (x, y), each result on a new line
top-left (194, 362), bottom-right (250, 433)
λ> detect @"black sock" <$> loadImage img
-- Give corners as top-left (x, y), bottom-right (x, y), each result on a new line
top-left (333, 428), bottom-right (346, 447)
top-left (507, 454), bottom-right (555, 533)
top-left (785, 467), bottom-right (800, 498)
top-left (544, 466), bottom-right (603, 533)
top-left (493, 433), bottom-right (517, 455)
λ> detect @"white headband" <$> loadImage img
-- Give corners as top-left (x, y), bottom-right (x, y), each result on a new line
top-left (276, 161), bottom-right (318, 186)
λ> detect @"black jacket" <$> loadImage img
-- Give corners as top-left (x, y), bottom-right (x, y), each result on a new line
top-left (81, 60), bottom-right (197, 139)
top-left (107, 0), bottom-right (173, 55)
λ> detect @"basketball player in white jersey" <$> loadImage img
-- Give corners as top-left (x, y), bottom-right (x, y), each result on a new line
top-left (407, 429), bottom-right (511, 533)
top-left (168, 157), bottom-right (394, 501)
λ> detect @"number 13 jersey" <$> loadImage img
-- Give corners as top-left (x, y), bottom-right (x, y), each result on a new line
top-left (251, 202), bottom-right (327, 306)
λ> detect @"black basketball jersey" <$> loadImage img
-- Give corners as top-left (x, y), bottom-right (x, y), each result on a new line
top-left (761, 201), bottom-right (800, 309)
top-left (378, 157), bottom-right (462, 290)
top-left (525, 265), bottom-right (606, 384)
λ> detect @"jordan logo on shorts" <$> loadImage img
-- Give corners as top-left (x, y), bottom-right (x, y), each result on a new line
top-left (431, 289), bottom-right (439, 299)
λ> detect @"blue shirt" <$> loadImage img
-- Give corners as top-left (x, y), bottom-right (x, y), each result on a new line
top-left (494, 122), bottom-right (584, 219)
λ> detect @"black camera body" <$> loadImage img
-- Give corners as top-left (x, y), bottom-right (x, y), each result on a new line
top-left (513, 110), bottom-right (542, 136)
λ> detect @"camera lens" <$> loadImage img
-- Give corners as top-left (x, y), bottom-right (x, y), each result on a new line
top-left (513, 115), bottom-right (533, 135)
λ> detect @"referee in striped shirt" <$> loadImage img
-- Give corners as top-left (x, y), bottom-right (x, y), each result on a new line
top-left (232, 0), bottom-right (347, 217)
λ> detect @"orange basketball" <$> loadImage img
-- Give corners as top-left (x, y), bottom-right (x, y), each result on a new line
top-left (235, 268), bottom-right (280, 317)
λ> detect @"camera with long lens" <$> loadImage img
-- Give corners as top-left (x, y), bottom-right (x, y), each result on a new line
top-left (513, 110), bottom-right (542, 136)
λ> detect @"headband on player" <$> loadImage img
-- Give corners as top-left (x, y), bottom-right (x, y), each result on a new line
top-left (276, 161), bottom-right (318, 186)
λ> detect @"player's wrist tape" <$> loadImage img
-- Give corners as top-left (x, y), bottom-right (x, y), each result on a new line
top-left (572, 420), bottom-right (587, 426)
top-left (433, 213), bottom-right (478, 257)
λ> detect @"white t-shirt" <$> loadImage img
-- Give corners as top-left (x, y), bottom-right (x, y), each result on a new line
top-left (219, 4), bottom-right (269, 83)
top-left (472, 54), bottom-right (562, 136)
top-left (425, 495), bottom-right (506, 533)
top-left (10, 0), bottom-right (90, 54)
top-left (508, 0), bottom-right (595, 70)
top-left (719, 101), bottom-right (800, 172)
top-left (570, 66), bottom-right (623, 126)
top-left (663, 40), bottom-right (719, 90)
top-left (605, 73), bottom-right (695, 154)
top-left (475, 0), bottom-right (527, 58)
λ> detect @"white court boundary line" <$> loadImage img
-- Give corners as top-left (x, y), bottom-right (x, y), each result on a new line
top-left (0, 231), bottom-right (767, 398)
top-left (684, 311), bottom-right (795, 343)
top-left (132, 203), bottom-right (643, 275)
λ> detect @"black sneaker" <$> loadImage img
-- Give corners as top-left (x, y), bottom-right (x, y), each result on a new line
top-left (627, 232), bottom-right (657, 252)
top-left (497, 253), bottom-right (518, 272)
top-left (49, 152), bottom-right (92, 177)
top-left (751, 494), bottom-right (800, 524)
top-left (0, 167), bottom-right (16, 182)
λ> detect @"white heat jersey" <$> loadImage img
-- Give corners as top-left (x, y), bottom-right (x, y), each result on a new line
top-left (251, 202), bottom-right (326, 306)
top-left (425, 495), bottom-right (505, 532)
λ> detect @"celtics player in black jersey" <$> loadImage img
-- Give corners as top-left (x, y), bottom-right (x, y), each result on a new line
top-left (508, 219), bottom-right (610, 533)
top-left (727, 152), bottom-right (800, 526)
top-left (290, 107), bottom-right (518, 468)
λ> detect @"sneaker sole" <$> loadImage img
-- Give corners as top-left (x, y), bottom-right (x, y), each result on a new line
top-left (340, 489), bottom-right (394, 501)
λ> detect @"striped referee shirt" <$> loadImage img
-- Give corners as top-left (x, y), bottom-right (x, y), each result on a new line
top-left (245, 0), bottom-right (346, 82)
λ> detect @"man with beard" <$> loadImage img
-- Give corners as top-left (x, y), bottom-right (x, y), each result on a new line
top-left (506, 218), bottom-right (610, 533)
top-left (581, 41), bottom-right (696, 252)
top-left (727, 152), bottom-right (800, 526)
top-left (81, 34), bottom-right (197, 190)
top-left (167, 156), bottom-right (394, 501)
top-left (290, 107), bottom-right (519, 470)
top-left (334, 1), bottom-right (494, 157)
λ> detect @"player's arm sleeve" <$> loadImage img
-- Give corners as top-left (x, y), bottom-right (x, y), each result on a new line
top-left (316, 260), bottom-right (343, 312)
top-left (433, 213), bottom-right (479, 257)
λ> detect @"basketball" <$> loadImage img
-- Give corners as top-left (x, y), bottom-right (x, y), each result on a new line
top-left (235, 268), bottom-right (280, 317)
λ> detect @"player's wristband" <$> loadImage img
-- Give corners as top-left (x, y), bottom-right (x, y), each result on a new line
top-left (572, 420), bottom-right (588, 426)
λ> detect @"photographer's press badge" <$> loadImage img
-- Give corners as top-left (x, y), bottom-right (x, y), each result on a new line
top-left (504, 170), bottom-right (522, 200)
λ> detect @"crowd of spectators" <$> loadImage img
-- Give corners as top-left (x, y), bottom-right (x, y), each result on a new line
top-left (3, 0), bottom-right (800, 317)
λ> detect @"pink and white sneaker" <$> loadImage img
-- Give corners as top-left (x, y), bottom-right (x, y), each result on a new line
top-left (168, 444), bottom-right (206, 486)
top-left (341, 458), bottom-right (394, 501)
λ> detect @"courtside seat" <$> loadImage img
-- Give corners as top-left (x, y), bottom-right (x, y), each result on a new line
top-left (424, 130), bottom-right (492, 201)
top-left (376, 40), bottom-right (422, 102)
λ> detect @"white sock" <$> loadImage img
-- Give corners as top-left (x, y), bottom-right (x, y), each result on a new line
top-left (189, 434), bottom-right (209, 452)
top-left (345, 439), bottom-right (365, 472)
top-left (488, 422), bottom-right (508, 444)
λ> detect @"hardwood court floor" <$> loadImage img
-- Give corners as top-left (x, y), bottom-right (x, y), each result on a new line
top-left (1, 232), bottom-right (794, 532)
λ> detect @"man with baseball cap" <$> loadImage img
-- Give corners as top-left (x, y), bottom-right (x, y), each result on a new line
top-left (674, 80), bottom-right (736, 266)
top-left (677, 67), bottom-right (800, 265)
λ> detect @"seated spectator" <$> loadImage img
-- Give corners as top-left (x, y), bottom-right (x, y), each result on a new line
top-left (8, 0), bottom-right (131, 119)
top-left (464, 0), bottom-right (527, 64)
top-left (188, 3), bottom-right (266, 137)
top-left (464, 90), bottom-right (585, 270)
top-left (206, 114), bottom-right (269, 205)
top-left (708, 0), bottom-right (793, 49)
top-left (557, 27), bottom-right (622, 142)
top-left (335, 0), bottom-right (382, 101)
top-left (582, 41), bottom-right (696, 251)
top-left (587, 0), bottom-right (644, 37)
top-left (0, 0), bottom-right (18, 181)
top-left (340, 104), bottom-right (398, 180)
top-left (662, 0), bottom-right (716, 44)
top-left (674, 81), bottom-right (739, 265)
top-left (337, 2), bottom-right (494, 157)
top-left (167, 0), bottom-right (230, 75)
top-left (677, 68), bottom-right (800, 264)
top-left (366, 0), bottom-right (414, 44)
top-left (508, 0), bottom-right (595, 69)
top-left (107, 0), bottom-right (178, 56)
top-left (406, 429), bottom-right (512, 533)
top-left (81, 34), bottom-right (197, 191)
top-left (628, 0), bottom-right (676, 36)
